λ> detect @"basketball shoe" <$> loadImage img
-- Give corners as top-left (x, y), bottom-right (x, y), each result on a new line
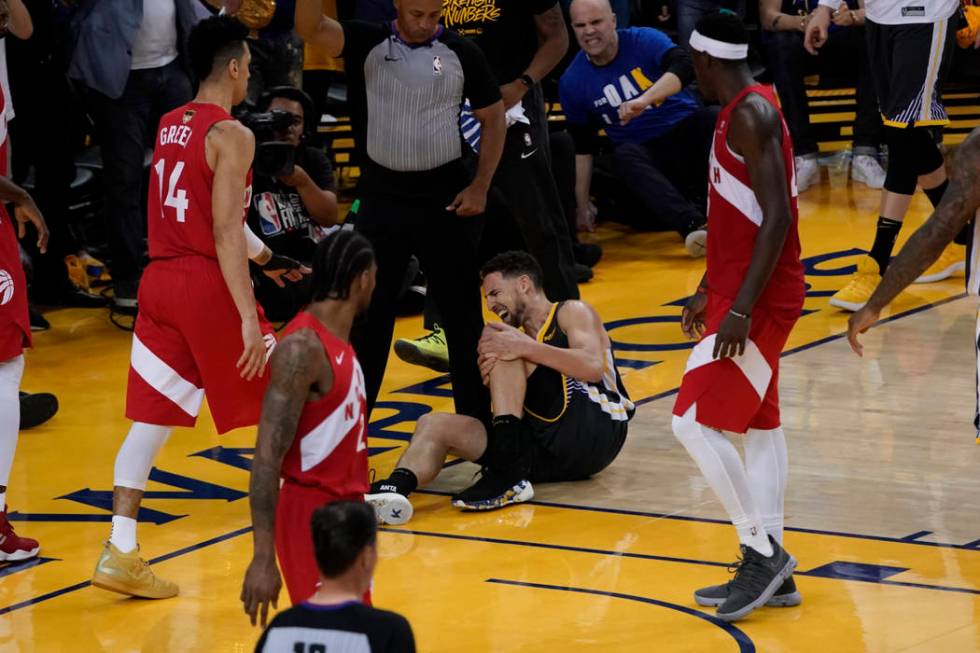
top-left (92, 543), bottom-right (178, 599)
top-left (365, 487), bottom-right (414, 526)
top-left (0, 508), bottom-right (40, 562)
top-left (394, 325), bottom-right (449, 373)
top-left (913, 244), bottom-right (965, 284)
top-left (716, 537), bottom-right (797, 622)
top-left (451, 469), bottom-right (534, 511)
top-left (695, 575), bottom-right (801, 607)
top-left (829, 256), bottom-right (882, 312)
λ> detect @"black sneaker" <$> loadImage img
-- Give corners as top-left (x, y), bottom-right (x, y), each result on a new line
top-left (113, 280), bottom-right (139, 309)
top-left (574, 263), bottom-right (593, 283)
top-left (573, 242), bottom-right (603, 268)
top-left (695, 574), bottom-right (801, 608)
top-left (451, 468), bottom-right (534, 512)
top-left (28, 306), bottom-right (49, 332)
top-left (19, 392), bottom-right (59, 429)
top-left (716, 537), bottom-right (796, 622)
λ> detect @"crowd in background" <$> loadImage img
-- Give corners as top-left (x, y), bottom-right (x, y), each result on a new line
top-left (2, 0), bottom-right (978, 332)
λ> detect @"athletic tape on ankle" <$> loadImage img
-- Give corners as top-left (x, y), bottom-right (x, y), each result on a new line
top-left (689, 30), bottom-right (748, 60)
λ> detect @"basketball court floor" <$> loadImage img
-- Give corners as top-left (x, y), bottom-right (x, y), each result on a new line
top-left (2, 167), bottom-right (979, 651)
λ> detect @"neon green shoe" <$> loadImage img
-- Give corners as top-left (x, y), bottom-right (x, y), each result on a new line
top-left (394, 325), bottom-right (450, 373)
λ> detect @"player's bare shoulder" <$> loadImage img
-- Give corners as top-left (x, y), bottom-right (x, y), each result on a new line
top-left (729, 94), bottom-right (781, 149)
top-left (205, 119), bottom-right (255, 169)
top-left (270, 329), bottom-right (332, 401)
top-left (556, 300), bottom-right (610, 341)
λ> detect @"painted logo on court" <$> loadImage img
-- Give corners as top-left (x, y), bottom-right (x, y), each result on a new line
top-left (0, 269), bottom-right (14, 305)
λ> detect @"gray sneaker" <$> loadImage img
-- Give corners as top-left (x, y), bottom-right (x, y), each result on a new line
top-left (695, 574), bottom-right (801, 608)
top-left (715, 537), bottom-right (797, 622)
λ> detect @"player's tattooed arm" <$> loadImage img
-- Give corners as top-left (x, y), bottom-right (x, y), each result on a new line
top-left (849, 131), bottom-right (980, 355)
top-left (242, 332), bottom-right (331, 626)
top-left (865, 135), bottom-right (980, 312)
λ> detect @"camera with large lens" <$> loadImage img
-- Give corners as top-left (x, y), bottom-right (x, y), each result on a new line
top-left (237, 109), bottom-right (301, 177)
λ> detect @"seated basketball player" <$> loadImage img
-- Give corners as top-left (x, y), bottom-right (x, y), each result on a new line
top-left (671, 14), bottom-right (805, 623)
top-left (242, 231), bottom-right (376, 625)
top-left (253, 502), bottom-right (416, 653)
top-left (848, 126), bottom-right (980, 436)
top-left (367, 251), bottom-right (633, 522)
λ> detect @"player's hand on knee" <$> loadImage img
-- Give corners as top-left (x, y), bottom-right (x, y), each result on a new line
top-left (681, 291), bottom-right (708, 340)
top-left (713, 312), bottom-right (750, 359)
top-left (241, 556), bottom-right (282, 627)
top-left (479, 353), bottom-right (498, 385)
top-left (238, 317), bottom-right (269, 380)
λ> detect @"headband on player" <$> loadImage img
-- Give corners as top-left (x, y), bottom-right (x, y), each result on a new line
top-left (689, 30), bottom-right (749, 60)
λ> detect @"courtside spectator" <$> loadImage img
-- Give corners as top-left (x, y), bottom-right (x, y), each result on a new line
top-left (761, 0), bottom-right (885, 191)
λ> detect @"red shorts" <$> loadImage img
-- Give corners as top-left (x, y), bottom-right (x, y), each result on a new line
top-left (674, 293), bottom-right (798, 434)
top-left (125, 257), bottom-right (274, 433)
top-left (0, 210), bottom-right (30, 363)
top-left (275, 483), bottom-right (370, 605)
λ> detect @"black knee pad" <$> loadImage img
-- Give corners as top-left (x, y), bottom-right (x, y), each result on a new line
top-left (883, 127), bottom-right (919, 195)
top-left (911, 127), bottom-right (945, 176)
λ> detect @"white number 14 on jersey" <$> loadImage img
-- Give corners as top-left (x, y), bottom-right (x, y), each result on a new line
top-left (154, 159), bottom-right (189, 222)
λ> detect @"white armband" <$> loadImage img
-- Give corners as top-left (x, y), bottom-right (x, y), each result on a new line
top-left (244, 223), bottom-right (266, 260)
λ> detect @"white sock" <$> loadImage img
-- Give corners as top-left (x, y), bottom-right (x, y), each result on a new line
top-left (109, 422), bottom-right (173, 550)
top-left (745, 427), bottom-right (788, 545)
top-left (110, 515), bottom-right (138, 553)
top-left (113, 422), bottom-right (173, 491)
top-left (0, 356), bottom-right (25, 508)
top-left (672, 404), bottom-right (773, 557)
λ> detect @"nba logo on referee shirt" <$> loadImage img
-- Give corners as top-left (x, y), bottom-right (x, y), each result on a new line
top-left (433, 56), bottom-right (443, 76)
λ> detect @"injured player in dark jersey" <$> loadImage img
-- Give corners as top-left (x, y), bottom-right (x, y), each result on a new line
top-left (366, 251), bottom-right (634, 521)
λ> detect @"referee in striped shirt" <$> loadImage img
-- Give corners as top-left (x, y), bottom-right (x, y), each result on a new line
top-left (296, 0), bottom-right (505, 426)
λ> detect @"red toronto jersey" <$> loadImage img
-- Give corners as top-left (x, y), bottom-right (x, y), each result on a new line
top-left (706, 84), bottom-right (805, 315)
top-left (147, 102), bottom-right (252, 261)
top-left (0, 82), bottom-right (31, 359)
top-left (279, 312), bottom-right (369, 498)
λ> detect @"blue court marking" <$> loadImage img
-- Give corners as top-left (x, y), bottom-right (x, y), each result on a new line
top-left (634, 292), bottom-right (968, 407)
top-left (0, 557), bottom-right (58, 580)
top-left (412, 489), bottom-right (980, 552)
top-left (901, 531), bottom-right (934, 542)
top-left (806, 561), bottom-right (908, 582)
top-left (485, 578), bottom-right (755, 652)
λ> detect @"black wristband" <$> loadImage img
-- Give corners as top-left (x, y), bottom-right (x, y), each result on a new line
top-left (518, 74), bottom-right (534, 88)
top-left (262, 252), bottom-right (303, 271)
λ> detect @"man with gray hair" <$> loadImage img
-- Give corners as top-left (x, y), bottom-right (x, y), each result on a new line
top-left (559, 0), bottom-right (714, 255)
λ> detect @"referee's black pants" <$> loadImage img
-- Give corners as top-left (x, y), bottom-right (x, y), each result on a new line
top-left (351, 163), bottom-right (491, 426)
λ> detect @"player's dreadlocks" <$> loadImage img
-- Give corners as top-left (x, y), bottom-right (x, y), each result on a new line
top-left (311, 230), bottom-right (375, 302)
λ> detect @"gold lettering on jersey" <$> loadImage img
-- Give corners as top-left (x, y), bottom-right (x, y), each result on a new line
top-left (159, 125), bottom-right (193, 148)
top-left (442, 0), bottom-right (500, 32)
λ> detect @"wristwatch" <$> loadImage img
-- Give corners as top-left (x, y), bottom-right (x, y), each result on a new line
top-left (518, 74), bottom-right (535, 89)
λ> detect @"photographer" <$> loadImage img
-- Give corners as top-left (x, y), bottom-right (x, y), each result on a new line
top-left (244, 85), bottom-right (340, 321)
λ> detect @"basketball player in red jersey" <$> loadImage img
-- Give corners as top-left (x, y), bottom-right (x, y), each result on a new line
top-left (241, 230), bottom-right (377, 627)
top-left (92, 16), bottom-right (306, 600)
top-left (670, 14), bottom-right (806, 622)
top-left (0, 79), bottom-right (50, 562)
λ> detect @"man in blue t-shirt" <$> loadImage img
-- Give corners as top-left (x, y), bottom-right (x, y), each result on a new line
top-left (559, 0), bottom-right (717, 257)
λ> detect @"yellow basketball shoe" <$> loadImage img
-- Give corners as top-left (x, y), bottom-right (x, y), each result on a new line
top-left (913, 244), bottom-right (965, 284)
top-left (92, 543), bottom-right (178, 599)
top-left (829, 257), bottom-right (882, 312)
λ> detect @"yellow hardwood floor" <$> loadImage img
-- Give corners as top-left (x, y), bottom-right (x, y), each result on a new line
top-left (2, 167), bottom-right (979, 652)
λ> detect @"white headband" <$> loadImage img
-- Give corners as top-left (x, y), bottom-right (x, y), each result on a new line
top-left (689, 30), bottom-right (748, 60)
